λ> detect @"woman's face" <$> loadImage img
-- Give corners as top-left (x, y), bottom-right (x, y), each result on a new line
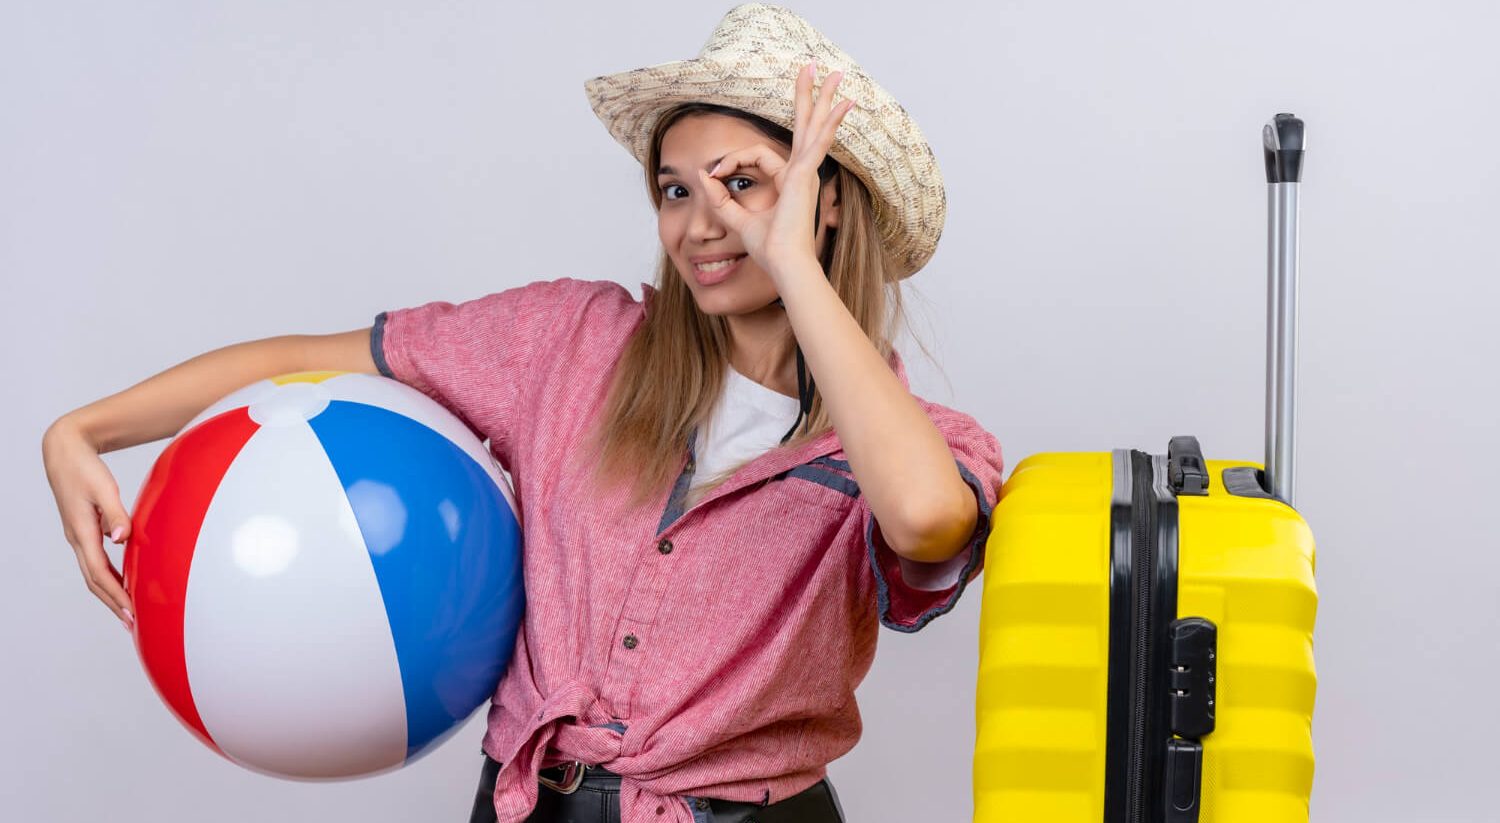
top-left (655, 113), bottom-right (836, 318)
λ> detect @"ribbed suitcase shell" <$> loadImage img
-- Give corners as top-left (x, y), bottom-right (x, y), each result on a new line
top-left (973, 451), bottom-right (1317, 822)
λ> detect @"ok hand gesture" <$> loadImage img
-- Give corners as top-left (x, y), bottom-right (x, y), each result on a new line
top-left (696, 61), bottom-right (855, 278)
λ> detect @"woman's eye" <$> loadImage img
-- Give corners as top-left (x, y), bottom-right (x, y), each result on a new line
top-left (660, 177), bottom-right (752, 201)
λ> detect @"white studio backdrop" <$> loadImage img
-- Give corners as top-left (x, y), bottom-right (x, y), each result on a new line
top-left (2, 1), bottom-right (1496, 821)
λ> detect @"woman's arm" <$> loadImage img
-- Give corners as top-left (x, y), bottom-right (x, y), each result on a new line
top-left (693, 62), bottom-right (977, 564)
top-left (41, 328), bottom-right (377, 627)
top-left (59, 330), bottom-right (377, 453)
top-left (769, 257), bottom-right (977, 564)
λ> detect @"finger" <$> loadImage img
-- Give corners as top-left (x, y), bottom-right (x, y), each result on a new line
top-left (81, 544), bottom-right (133, 618)
top-left (81, 569), bottom-right (132, 631)
top-left (63, 496), bottom-right (102, 564)
top-left (74, 541), bottom-right (133, 628)
top-left (99, 493), bottom-right (132, 545)
top-left (65, 500), bottom-right (134, 617)
top-left (808, 68), bottom-right (842, 131)
top-left (798, 67), bottom-right (845, 162)
top-left (812, 99), bottom-right (857, 156)
top-left (709, 144), bottom-right (790, 189)
top-left (793, 61), bottom-right (815, 147)
top-left (697, 168), bottom-right (751, 232)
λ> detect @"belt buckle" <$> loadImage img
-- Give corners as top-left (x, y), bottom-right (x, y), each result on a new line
top-left (538, 760), bottom-right (587, 795)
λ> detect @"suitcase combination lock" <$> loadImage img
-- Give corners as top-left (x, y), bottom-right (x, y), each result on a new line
top-left (1164, 618), bottom-right (1218, 823)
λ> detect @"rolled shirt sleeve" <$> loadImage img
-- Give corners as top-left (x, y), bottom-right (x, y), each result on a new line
top-left (862, 400), bottom-right (1003, 633)
top-left (371, 277), bottom-right (597, 466)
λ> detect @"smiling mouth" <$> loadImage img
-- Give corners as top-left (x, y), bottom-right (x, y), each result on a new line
top-left (692, 254), bottom-right (747, 285)
top-left (693, 254), bottom-right (747, 273)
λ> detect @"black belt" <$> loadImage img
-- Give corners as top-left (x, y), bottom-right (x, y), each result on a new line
top-left (469, 754), bottom-right (846, 822)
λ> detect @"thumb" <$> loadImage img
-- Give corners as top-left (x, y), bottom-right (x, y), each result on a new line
top-left (100, 496), bottom-right (132, 545)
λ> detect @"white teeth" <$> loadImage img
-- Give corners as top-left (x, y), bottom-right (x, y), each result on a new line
top-left (695, 256), bottom-right (744, 272)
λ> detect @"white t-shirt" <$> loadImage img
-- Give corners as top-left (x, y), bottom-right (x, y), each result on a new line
top-left (688, 366), bottom-right (967, 591)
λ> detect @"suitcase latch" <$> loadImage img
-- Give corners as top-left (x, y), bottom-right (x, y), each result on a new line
top-left (1167, 436), bottom-right (1210, 496)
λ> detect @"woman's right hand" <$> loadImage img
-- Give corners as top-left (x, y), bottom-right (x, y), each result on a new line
top-left (42, 417), bottom-right (137, 631)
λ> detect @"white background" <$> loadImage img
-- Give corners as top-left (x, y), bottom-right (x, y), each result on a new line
top-left (3, 1), bottom-right (1496, 820)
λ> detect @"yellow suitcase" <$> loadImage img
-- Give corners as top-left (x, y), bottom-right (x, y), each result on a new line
top-left (973, 115), bottom-right (1317, 823)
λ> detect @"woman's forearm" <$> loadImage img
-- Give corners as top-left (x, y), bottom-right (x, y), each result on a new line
top-left (770, 256), bottom-right (976, 563)
top-left (55, 328), bottom-right (376, 454)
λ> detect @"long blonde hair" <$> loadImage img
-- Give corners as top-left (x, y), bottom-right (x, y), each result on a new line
top-left (587, 102), bottom-right (909, 509)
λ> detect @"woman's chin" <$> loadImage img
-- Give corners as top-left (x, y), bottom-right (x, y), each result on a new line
top-left (691, 290), bottom-right (778, 318)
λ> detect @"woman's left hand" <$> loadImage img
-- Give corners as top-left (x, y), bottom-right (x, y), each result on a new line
top-left (697, 60), bottom-right (855, 279)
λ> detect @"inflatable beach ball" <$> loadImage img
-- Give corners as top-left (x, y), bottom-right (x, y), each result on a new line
top-left (122, 371), bottom-right (524, 780)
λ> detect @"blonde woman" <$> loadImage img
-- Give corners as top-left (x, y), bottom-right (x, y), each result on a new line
top-left (41, 5), bottom-right (1002, 822)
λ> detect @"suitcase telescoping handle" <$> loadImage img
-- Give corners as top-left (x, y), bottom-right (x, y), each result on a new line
top-left (1263, 114), bottom-right (1305, 506)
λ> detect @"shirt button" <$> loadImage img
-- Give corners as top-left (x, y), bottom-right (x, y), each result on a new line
top-left (655, 807), bottom-right (665, 815)
top-left (657, 539), bottom-right (673, 555)
top-left (623, 633), bottom-right (638, 650)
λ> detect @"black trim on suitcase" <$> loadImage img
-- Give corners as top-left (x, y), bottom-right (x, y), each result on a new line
top-left (1105, 449), bottom-right (1192, 823)
top-left (1144, 454), bottom-right (1182, 823)
top-left (1104, 450), bottom-right (1136, 823)
top-left (1222, 466), bottom-right (1276, 500)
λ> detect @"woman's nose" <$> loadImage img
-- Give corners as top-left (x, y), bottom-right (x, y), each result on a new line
top-left (688, 196), bottom-right (726, 242)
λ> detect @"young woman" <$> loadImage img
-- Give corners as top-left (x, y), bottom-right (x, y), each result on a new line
top-left (41, 5), bottom-right (1002, 822)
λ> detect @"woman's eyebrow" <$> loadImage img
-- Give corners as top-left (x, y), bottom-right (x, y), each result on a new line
top-left (657, 156), bottom-right (726, 177)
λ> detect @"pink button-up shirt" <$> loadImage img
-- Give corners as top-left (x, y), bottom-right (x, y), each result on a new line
top-left (373, 278), bottom-right (1002, 823)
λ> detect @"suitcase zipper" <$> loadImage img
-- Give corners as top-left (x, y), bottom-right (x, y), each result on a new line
top-left (1125, 450), bottom-right (1157, 823)
top-left (1106, 450), bottom-right (1181, 823)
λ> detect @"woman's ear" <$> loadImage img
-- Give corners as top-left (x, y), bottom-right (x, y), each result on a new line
top-left (819, 178), bottom-right (841, 229)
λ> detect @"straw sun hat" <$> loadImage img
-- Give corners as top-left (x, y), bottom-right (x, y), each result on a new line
top-left (583, 2), bottom-right (946, 279)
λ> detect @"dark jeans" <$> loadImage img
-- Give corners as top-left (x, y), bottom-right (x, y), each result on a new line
top-left (467, 754), bottom-right (847, 823)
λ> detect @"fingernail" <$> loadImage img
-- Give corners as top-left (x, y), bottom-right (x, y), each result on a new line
top-left (123, 607), bottom-right (135, 623)
top-left (109, 526), bottom-right (123, 542)
top-left (709, 161), bottom-right (721, 176)
top-left (122, 619), bottom-right (134, 634)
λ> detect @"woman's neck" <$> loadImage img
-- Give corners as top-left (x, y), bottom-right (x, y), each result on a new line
top-left (724, 309), bottom-right (798, 399)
